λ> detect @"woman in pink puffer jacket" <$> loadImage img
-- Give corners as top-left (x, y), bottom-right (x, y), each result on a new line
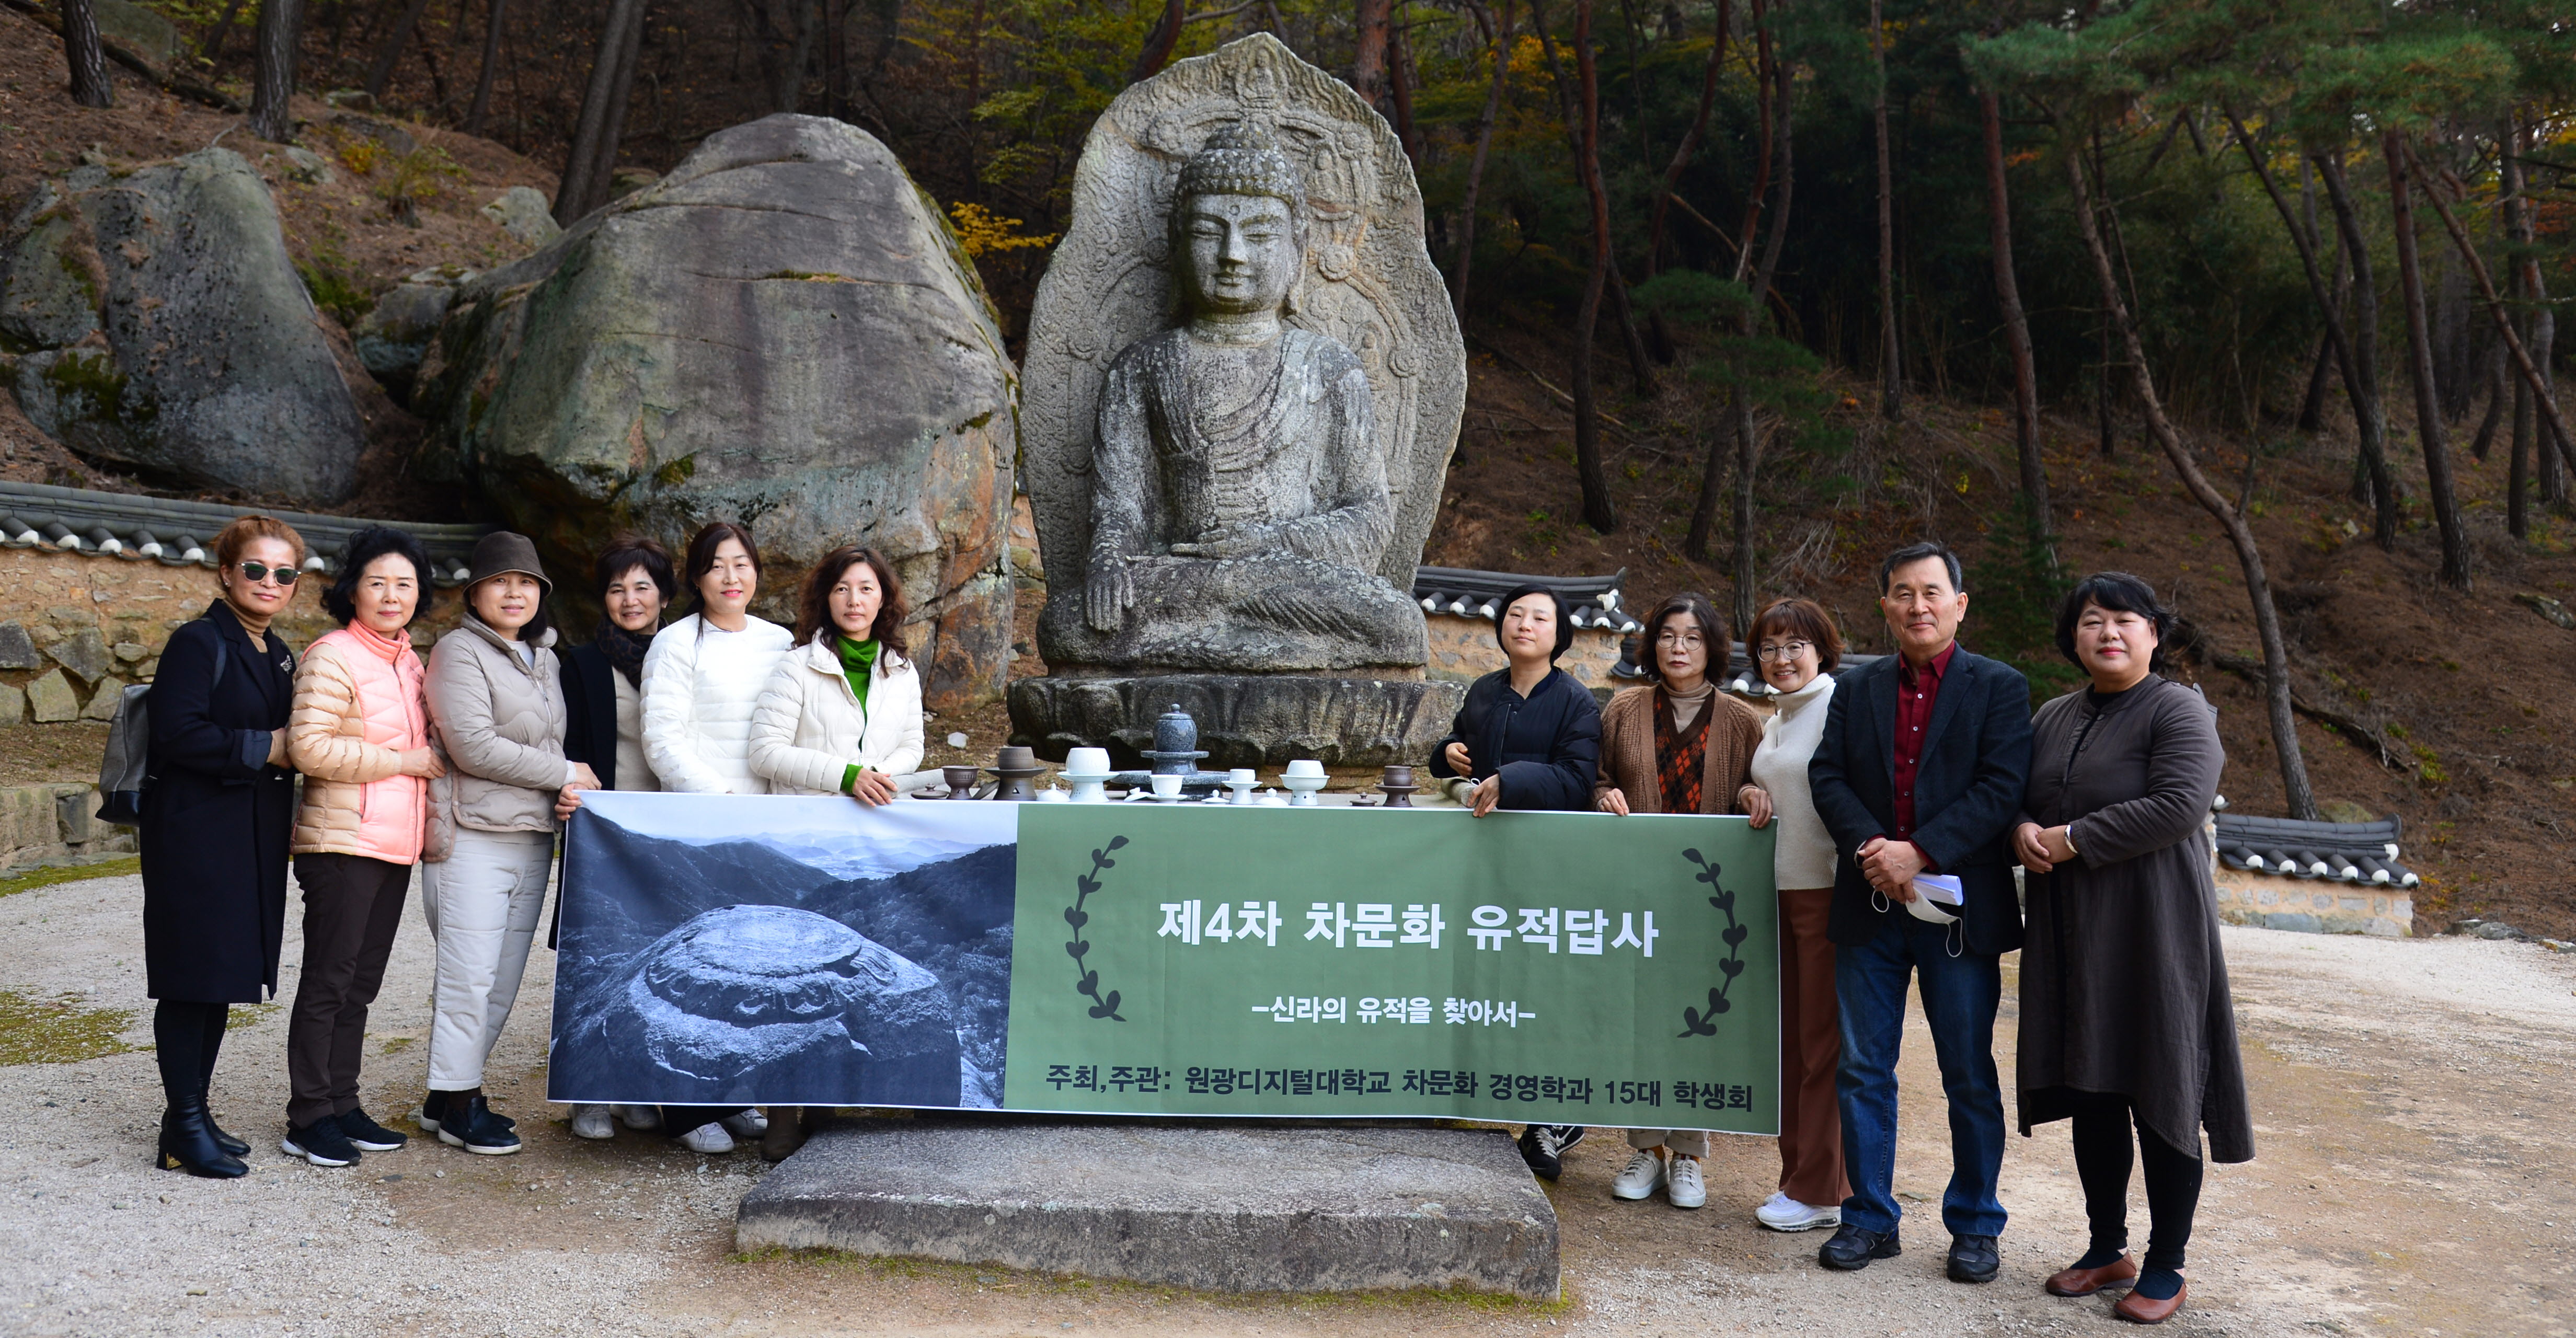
top-left (280, 527), bottom-right (448, 1168)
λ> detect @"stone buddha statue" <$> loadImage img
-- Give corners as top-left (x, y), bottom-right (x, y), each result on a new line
top-left (1038, 122), bottom-right (1428, 675)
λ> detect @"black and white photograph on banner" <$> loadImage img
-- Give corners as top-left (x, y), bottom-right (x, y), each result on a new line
top-left (548, 794), bottom-right (1018, 1109)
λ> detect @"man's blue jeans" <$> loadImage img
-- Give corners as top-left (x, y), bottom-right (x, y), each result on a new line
top-left (1834, 912), bottom-right (2007, 1238)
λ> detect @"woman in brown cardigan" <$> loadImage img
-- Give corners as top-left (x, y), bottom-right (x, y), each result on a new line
top-left (1594, 591), bottom-right (1765, 1209)
top-left (2015, 572), bottom-right (2252, 1325)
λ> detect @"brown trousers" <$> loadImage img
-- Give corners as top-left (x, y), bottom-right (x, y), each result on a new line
top-left (286, 853), bottom-right (412, 1127)
top-left (1778, 885), bottom-right (1850, 1206)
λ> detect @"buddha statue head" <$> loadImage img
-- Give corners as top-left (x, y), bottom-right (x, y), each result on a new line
top-left (1169, 121), bottom-right (1308, 320)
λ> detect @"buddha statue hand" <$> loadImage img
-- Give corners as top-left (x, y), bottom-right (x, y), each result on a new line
top-left (1167, 524), bottom-right (1267, 560)
top-left (1085, 553), bottom-right (1135, 632)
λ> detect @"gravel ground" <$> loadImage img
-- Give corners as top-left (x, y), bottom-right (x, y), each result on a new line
top-left (3, 867), bottom-right (2570, 1336)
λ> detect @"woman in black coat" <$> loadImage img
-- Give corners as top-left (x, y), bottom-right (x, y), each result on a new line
top-left (1426, 584), bottom-right (1602, 1179)
top-left (141, 515), bottom-right (307, 1178)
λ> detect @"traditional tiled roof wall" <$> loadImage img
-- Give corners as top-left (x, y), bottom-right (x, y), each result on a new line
top-left (0, 482), bottom-right (492, 586)
top-left (1411, 566), bottom-right (1645, 635)
top-left (2214, 813), bottom-right (2418, 889)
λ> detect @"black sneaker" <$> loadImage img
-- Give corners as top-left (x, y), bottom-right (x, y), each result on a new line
top-left (435, 1094), bottom-right (523, 1156)
top-left (282, 1116), bottom-right (362, 1167)
top-left (337, 1106), bottom-right (408, 1152)
top-left (1947, 1232), bottom-right (2001, 1284)
top-left (1516, 1124), bottom-right (1585, 1180)
top-left (416, 1089), bottom-right (446, 1135)
top-left (1818, 1223), bottom-right (1903, 1271)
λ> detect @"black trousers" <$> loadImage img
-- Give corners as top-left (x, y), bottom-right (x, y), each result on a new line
top-left (285, 854), bottom-right (412, 1127)
top-left (153, 1000), bottom-right (229, 1104)
top-left (2067, 1090), bottom-right (2203, 1273)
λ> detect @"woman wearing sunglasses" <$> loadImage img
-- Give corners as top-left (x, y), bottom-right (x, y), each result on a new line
top-left (140, 515), bottom-right (309, 1177)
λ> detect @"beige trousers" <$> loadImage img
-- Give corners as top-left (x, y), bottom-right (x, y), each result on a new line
top-left (421, 827), bottom-right (554, 1091)
top-left (1627, 1128), bottom-right (1711, 1157)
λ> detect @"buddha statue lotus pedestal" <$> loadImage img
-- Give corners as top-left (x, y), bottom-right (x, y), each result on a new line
top-left (1009, 37), bottom-right (1467, 769)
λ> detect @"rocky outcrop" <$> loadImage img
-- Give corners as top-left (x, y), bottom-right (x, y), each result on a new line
top-left (352, 265), bottom-right (475, 403)
top-left (0, 151), bottom-right (365, 503)
top-left (415, 114), bottom-right (1018, 708)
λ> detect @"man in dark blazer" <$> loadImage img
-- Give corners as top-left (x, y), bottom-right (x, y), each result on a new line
top-left (1806, 540), bottom-right (2033, 1284)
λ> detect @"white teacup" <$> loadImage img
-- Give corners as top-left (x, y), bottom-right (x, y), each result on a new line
top-left (1065, 746), bottom-right (1112, 776)
top-left (1150, 772), bottom-right (1184, 799)
top-left (1283, 759), bottom-right (1327, 780)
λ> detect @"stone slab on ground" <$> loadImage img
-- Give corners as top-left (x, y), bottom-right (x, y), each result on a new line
top-left (736, 1121), bottom-right (1559, 1298)
top-left (1009, 673), bottom-right (1465, 768)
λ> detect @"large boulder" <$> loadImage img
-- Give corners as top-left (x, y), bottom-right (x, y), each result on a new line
top-left (415, 115), bottom-right (1018, 708)
top-left (0, 151), bottom-right (366, 503)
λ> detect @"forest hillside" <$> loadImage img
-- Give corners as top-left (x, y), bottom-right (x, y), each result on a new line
top-left (0, 0), bottom-right (2570, 935)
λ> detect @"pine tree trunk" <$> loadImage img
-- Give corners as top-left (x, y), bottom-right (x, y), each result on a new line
top-left (464, 0), bottom-right (511, 135)
top-left (1450, 0), bottom-right (1509, 325)
top-left (1981, 89), bottom-right (2045, 552)
top-left (1643, 0), bottom-right (1726, 279)
top-left (199, 0), bottom-right (249, 69)
top-left (1389, 5), bottom-right (1420, 162)
top-left (1128, 0), bottom-right (1183, 83)
top-left (2397, 138), bottom-right (2576, 495)
top-left (2065, 149), bottom-right (2318, 823)
top-left (2382, 132), bottom-right (2471, 590)
top-left (364, 0), bottom-right (436, 98)
top-left (2311, 151), bottom-right (2400, 546)
top-left (557, 0), bottom-right (648, 225)
top-left (1730, 388), bottom-right (1758, 633)
top-left (1530, 0), bottom-right (1654, 397)
top-left (1568, 0), bottom-right (1617, 533)
top-left (61, 0), bottom-right (113, 107)
top-left (1869, 0), bottom-right (1898, 419)
top-left (1353, 0), bottom-right (1391, 109)
top-left (1726, 46), bottom-right (1792, 607)
top-left (249, 0), bottom-right (305, 141)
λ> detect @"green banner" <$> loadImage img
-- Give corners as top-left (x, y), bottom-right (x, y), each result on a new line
top-left (1002, 805), bottom-right (1780, 1133)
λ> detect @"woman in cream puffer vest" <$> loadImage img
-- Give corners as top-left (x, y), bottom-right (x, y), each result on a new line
top-left (281, 527), bottom-right (448, 1167)
top-left (642, 522), bottom-right (795, 795)
top-left (749, 545), bottom-right (926, 799)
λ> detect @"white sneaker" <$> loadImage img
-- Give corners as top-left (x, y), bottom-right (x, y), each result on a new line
top-left (1755, 1191), bottom-right (1841, 1232)
top-left (719, 1108), bottom-right (769, 1138)
top-left (1666, 1155), bottom-right (1706, 1209)
top-left (611, 1103), bottom-right (660, 1131)
top-left (1611, 1149), bottom-right (1666, 1201)
top-left (569, 1104), bottom-right (615, 1140)
top-left (678, 1122), bottom-right (734, 1155)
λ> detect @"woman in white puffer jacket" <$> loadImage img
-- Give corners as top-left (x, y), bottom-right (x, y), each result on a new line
top-left (641, 522), bottom-right (795, 796)
top-left (749, 546), bottom-right (925, 802)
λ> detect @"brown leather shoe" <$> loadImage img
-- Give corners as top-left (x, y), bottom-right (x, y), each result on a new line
top-left (2113, 1278), bottom-right (2186, 1324)
top-left (2045, 1254), bottom-right (2138, 1297)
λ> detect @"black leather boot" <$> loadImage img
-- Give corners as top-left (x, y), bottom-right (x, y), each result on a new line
top-left (202, 1095), bottom-right (250, 1159)
top-left (158, 1093), bottom-right (249, 1179)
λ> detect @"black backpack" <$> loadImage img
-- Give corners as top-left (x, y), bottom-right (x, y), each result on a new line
top-left (95, 637), bottom-right (227, 828)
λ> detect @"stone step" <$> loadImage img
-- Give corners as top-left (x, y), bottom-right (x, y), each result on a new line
top-left (735, 1120), bottom-right (1559, 1298)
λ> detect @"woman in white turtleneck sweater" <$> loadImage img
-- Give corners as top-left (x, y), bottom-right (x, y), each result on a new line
top-left (1741, 598), bottom-right (1850, 1235)
top-left (642, 523), bottom-right (795, 796)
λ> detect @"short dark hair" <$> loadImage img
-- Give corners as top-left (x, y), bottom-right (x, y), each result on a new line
top-left (1640, 592), bottom-right (1728, 685)
top-left (594, 534), bottom-right (677, 605)
top-left (794, 546), bottom-right (910, 655)
top-left (1879, 540), bottom-right (1964, 595)
top-left (682, 521), bottom-right (762, 615)
top-left (2055, 571), bottom-right (2175, 672)
top-left (1747, 597), bottom-right (1844, 673)
top-left (1492, 584), bottom-right (1576, 660)
top-left (321, 525), bottom-right (433, 627)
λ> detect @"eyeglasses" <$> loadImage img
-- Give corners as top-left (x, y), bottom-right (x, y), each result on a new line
top-left (1653, 630), bottom-right (1705, 647)
top-left (1755, 641), bottom-right (1812, 661)
top-left (233, 561), bottom-right (301, 586)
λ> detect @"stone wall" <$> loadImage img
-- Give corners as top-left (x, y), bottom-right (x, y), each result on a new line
top-left (0, 783), bottom-right (134, 870)
top-left (0, 545), bottom-right (464, 725)
top-left (2212, 865), bottom-right (2412, 937)
top-left (1423, 612), bottom-right (1627, 690)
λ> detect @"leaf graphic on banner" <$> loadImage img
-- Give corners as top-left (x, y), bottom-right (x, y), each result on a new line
top-left (1066, 835), bottom-right (1131, 1022)
top-left (1678, 848), bottom-right (1748, 1039)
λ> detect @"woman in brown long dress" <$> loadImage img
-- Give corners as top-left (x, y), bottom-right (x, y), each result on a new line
top-left (2014, 572), bottom-right (2253, 1325)
top-left (1593, 591), bottom-right (1765, 1209)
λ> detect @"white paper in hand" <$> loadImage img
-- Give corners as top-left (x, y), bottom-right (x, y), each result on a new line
top-left (1904, 873), bottom-right (1964, 925)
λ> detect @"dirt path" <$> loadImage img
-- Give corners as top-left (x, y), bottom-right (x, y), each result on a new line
top-left (3, 867), bottom-right (2569, 1336)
